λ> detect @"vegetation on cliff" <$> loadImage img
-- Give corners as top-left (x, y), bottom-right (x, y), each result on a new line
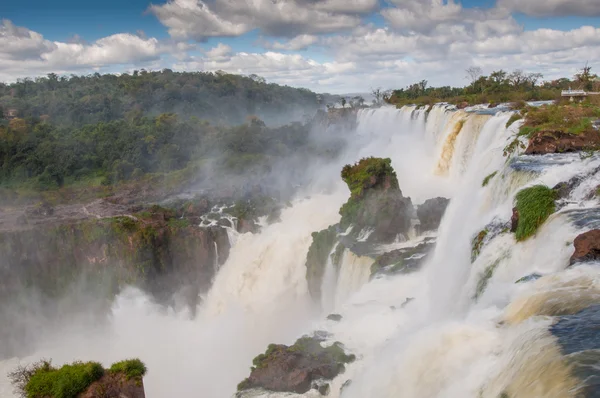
top-left (9, 358), bottom-right (146, 398)
top-left (518, 99), bottom-right (600, 138)
top-left (513, 185), bottom-right (557, 241)
top-left (339, 158), bottom-right (412, 240)
top-left (341, 157), bottom-right (399, 199)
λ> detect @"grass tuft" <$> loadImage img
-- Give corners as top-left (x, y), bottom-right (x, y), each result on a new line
top-left (514, 185), bottom-right (556, 241)
top-left (109, 359), bottom-right (147, 380)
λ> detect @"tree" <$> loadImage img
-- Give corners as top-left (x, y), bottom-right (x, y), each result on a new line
top-left (466, 67), bottom-right (483, 84)
top-left (340, 97), bottom-right (347, 108)
top-left (575, 63), bottom-right (597, 91)
top-left (526, 72), bottom-right (544, 89)
top-left (371, 87), bottom-right (384, 105)
top-left (508, 70), bottom-right (527, 88)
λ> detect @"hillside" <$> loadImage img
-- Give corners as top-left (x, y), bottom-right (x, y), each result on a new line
top-left (0, 70), bottom-right (325, 127)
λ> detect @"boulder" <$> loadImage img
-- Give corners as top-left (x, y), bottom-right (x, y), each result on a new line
top-left (570, 230), bottom-right (600, 265)
top-left (238, 336), bottom-right (355, 394)
top-left (525, 130), bottom-right (600, 155)
top-left (417, 197), bottom-right (450, 232)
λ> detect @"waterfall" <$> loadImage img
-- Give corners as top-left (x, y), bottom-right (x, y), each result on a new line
top-left (3, 104), bottom-right (600, 398)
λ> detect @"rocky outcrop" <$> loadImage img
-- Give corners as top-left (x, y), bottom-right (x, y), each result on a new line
top-left (8, 358), bottom-right (146, 398)
top-left (82, 372), bottom-right (145, 398)
top-left (371, 238), bottom-right (436, 276)
top-left (417, 197), bottom-right (449, 232)
top-left (570, 229), bottom-right (600, 265)
top-left (525, 130), bottom-right (600, 155)
top-left (0, 205), bottom-right (230, 358)
top-left (339, 157), bottom-right (414, 243)
top-left (237, 336), bottom-right (355, 395)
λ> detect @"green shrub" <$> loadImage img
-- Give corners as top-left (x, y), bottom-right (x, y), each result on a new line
top-left (514, 185), bottom-right (556, 241)
top-left (341, 157), bottom-right (398, 199)
top-left (109, 359), bottom-right (147, 380)
top-left (25, 361), bottom-right (104, 398)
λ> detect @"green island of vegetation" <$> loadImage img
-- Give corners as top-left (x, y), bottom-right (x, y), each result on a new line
top-left (8, 358), bottom-right (146, 398)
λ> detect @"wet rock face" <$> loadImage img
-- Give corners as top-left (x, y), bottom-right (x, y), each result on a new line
top-left (417, 197), bottom-right (450, 232)
top-left (238, 337), bottom-right (355, 395)
top-left (525, 130), bottom-right (600, 155)
top-left (371, 238), bottom-right (436, 276)
top-left (570, 229), bottom-right (600, 265)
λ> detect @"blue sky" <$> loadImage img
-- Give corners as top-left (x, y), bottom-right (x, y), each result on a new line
top-left (1, 0), bottom-right (599, 92)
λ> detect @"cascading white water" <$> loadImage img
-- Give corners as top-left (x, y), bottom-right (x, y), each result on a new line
top-left (3, 104), bottom-right (599, 398)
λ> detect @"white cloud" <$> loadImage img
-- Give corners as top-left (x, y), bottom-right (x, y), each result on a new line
top-left (149, 0), bottom-right (376, 40)
top-left (0, 20), bottom-right (174, 82)
top-left (263, 35), bottom-right (319, 51)
top-left (497, 0), bottom-right (600, 17)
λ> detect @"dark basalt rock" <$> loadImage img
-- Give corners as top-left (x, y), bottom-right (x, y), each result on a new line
top-left (371, 239), bottom-right (435, 276)
top-left (327, 314), bottom-right (343, 322)
top-left (570, 229), bottom-right (600, 265)
top-left (417, 197), bottom-right (450, 232)
top-left (525, 130), bottom-right (600, 155)
top-left (237, 336), bottom-right (355, 395)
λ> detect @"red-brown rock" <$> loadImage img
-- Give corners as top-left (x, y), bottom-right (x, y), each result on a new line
top-left (570, 229), bottom-right (600, 265)
top-left (511, 207), bottom-right (519, 233)
top-left (81, 372), bottom-right (145, 398)
top-left (457, 101), bottom-right (469, 109)
top-left (525, 130), bottom-right (600, 155)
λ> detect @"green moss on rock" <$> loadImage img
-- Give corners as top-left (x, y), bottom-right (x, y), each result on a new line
top-left (482, 172), bottom-right (498, 187)
top-left (471, 229), bottom-right (488, 262)
top-left (305, 226), bottom-right (337, 300)
top-left (514, 185), bottom-right (556, 241)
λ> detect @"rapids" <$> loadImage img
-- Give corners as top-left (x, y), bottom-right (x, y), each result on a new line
top-left (2, 104), bottom-right (600, 397)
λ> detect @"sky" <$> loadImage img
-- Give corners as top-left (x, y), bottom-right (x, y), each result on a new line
top-left (0, 0), bottom-right (599, 93)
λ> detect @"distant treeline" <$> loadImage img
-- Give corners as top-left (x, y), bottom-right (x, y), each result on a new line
top-left (387, 66), bottom-right (600, 106)
top-left (0, 70), bottom-right (329, 127)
